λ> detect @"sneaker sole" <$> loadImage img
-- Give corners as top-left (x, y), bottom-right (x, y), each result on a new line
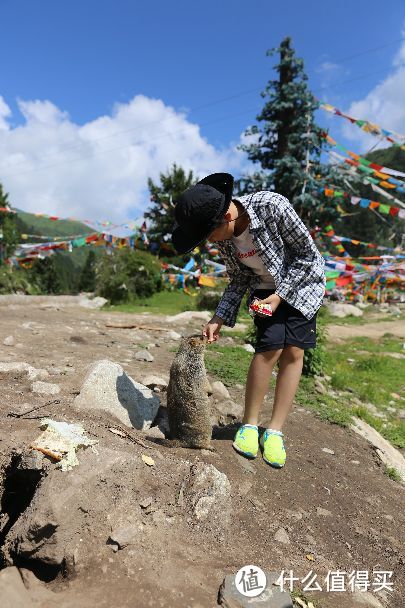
top-left (232, 441), bottom-right (258, 459)
top-left (262, 454), bottom-right (285, 468)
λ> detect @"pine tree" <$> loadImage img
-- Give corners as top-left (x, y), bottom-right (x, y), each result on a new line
top-left (238, 37), bottom-right (341, 226)
top-left (78, 250), bottom-right (96, 292)
top-left (146, 163), bottom-right (197, 252)
top-left (0, 183), bottom-right (18, 263)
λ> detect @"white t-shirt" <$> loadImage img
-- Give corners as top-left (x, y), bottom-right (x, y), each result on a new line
top-left (231, 224), bottom-right (276, 289)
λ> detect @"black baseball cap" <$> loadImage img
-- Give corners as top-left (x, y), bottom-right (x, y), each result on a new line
top-left (171, 172), bottom-right (234, 254)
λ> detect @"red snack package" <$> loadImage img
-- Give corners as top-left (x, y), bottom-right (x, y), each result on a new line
top-left (248, 298), bottom-right (273, 318)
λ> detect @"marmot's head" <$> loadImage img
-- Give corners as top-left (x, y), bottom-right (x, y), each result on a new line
top-left (182, 334), bottom-right (208, 353)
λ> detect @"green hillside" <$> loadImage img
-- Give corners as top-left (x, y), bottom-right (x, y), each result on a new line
top-left (15, 209), bottom-right (94, 239)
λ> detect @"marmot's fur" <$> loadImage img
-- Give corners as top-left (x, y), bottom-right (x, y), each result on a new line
top-left (166, 333), bottom-right (213, 450)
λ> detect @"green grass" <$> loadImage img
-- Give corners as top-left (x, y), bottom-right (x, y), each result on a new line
top-left (204, 345), bottom-right (252, 386)
top-left (385, 466), bottom-right (402, 482)
top-left (104, 289), bottom-right (201, 315)
top-left (320, 306), bottom-right (404, 326)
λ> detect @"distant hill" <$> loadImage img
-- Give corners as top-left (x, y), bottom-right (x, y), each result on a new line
top-left (15, 209), bottom-right (94, 239)
top-left (366, 146), bottom-right (405, 174)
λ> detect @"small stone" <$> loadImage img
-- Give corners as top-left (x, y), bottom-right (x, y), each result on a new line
top-left (166, 330), bottom-right (182, 340)
top-left (235, 384), bottom-right (244, 390)
top-left (316, 507), bottom-right (332, 517)
top-left (242, 344), bottom-right (255, 353)
top-left (322, 447), bottom-right (335, 455)
top-left (274, 527), bottom-right (290, 544)
top-left (211, 381), bottom-right (231, 400)
top-left (3, 336), bottom-right (15, 346)
top-left (31, 381), bottom-right (60, 395)
top-left (134, 350), bottom-right (154, 362)
top-left (218, 570), bottom-right (293, 608)
top-left (350, 460), bottom-right (360, 465)
top-left (347, 358), bottom-right (355, 363)
top-left (108, 525), bottom-right (138, 549)
top-left (390, 392), bottom-right (401, 400)
top-left (139, 496), bottom-right (153, 509)
top-left (141, 375), bottom-right (168, 391)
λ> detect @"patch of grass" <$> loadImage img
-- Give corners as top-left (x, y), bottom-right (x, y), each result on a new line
top-left (296, 377), bottom-right (352, 427)
top-left (103, 289), bottom-right (200, 315)
top-left (385, 466), bottom-right (402, 482)
top-left (205, 345), bottom-right (252, 386)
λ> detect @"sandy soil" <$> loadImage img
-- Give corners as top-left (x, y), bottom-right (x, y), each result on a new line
top-left (0, 299), bottom-right (404, 608)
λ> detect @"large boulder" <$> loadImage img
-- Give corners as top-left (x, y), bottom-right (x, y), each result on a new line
top-left (74, 359), bottom-right (160, 429)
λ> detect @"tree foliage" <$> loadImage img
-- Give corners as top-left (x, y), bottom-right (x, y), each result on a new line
top-left (146, 163), bottom-right (197, 249)
top-left (95, 249), bottom-right (163, 304)
top-left (0, 183), bottom-right (18, 262)
top-left (238, 37), bottom-right (343, 226)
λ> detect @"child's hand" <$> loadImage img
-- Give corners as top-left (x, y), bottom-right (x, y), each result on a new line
top-left (254, 294), bottom-right (282, 316)
top-left (202, 315), bottom-right (224, 343)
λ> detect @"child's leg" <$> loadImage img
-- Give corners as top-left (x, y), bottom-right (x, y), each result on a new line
top-left (242, 349), bottom-right (283, 425)
top-left (268, 345), bottom-right (304, 431)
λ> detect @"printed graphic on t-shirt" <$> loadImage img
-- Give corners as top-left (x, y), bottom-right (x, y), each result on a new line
top-left (236, 247), bottom-right (256, 259)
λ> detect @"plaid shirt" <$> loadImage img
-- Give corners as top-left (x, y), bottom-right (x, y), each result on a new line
top-left (213, 191), bottom-right (325, 327)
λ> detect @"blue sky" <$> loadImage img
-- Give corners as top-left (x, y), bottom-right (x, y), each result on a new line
top-left (0, 0), bottom-right (404, 222)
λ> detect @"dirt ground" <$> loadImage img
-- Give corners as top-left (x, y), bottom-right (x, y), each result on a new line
top-left (0, 298), bottom-right (404, 608)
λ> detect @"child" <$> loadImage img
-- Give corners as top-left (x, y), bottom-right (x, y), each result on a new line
top-left (171, 173), bottom-right (325, 468)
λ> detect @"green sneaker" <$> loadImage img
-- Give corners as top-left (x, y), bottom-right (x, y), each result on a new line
top-left (260, 429), bottom-right (286, 468)
top-left (232, 424), bottom-right (259, 459)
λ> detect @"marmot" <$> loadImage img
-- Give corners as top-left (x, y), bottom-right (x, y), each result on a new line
top-left (166, 333), bottom-right (213, 450)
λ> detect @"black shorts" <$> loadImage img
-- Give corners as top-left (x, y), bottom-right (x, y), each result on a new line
top-left (247, 288), bottom-right (317, 353)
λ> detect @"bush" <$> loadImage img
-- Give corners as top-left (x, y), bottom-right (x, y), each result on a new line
top-left (195, 289), bottom-right (222, 311)
top-left (302, 312), bottom-right (328, 377)
top-left (95, 249), bottom-right (163, 304)
top-left (0, 266), bottom-right (38, 294)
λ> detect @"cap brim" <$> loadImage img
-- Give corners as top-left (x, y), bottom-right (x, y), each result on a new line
top-left (172, 222), bottom-right (213, 254)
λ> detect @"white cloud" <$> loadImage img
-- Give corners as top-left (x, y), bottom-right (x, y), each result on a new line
top-left (0, 95), bottom-right (244, 224)
top-left (341, 39), bottom-right (405, 150)
top-left (0, 96), bottom-right (12, 131)
top-left (316, 61), bottom-right (340, 74)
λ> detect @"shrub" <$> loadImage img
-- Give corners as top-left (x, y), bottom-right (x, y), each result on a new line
top-left (195, 289), bottom-right (222, 311)
top-left (302, 313), bottom-right (328, 377)
top-left (0, 266), bottom-right (37, 294)
top-left (95, 249), bottom-right (163, 304)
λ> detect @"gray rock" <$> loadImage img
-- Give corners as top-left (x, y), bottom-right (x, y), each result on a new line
top-left (218, 570), bottom-right (293, 607)
top-left (316, 507), bottom-right (332, 517)
top-left (74, 359), bottom-right (160, 429)
top-left (165, 310), bottom-right (212, 324)
top-left (3, 336), bottom-right (15, 346)
top-left (166, 330), bottom-right (182, 340)
top-left (351, 417), bottom-right (405, 482)
top-left (31, 381), bottom-right (60, 395)
top-left (183, 462), bottom-right (231, 536)
top-left (242, 344), bottom-right (255, 353)
top-left (141, 375), bottom-right (168, 391)
top-left (214, 399), bottom-right (244, 425)
top-left (134, 349), bottom-right (154, 362)
top-left (274, 527), bottom-right (290, 544)
top-left (322, 447), bottom-right (335, 455)
top-left (0, 567), bottom-right (35, 608)
top-left (0, 362), bottom-right (49, 381)
top-left (108, 525), bottom-right (139, 549)
top-left (79, 296), bottom-right (107, 309)
top-left (329, 303), bottom-right (363, 318)
top-left (315, 379), bottom-right (327, 394)
top-left (351, 591), bottom-right (385, 607)
top-left (212, 381), bottom-right (231, 400)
